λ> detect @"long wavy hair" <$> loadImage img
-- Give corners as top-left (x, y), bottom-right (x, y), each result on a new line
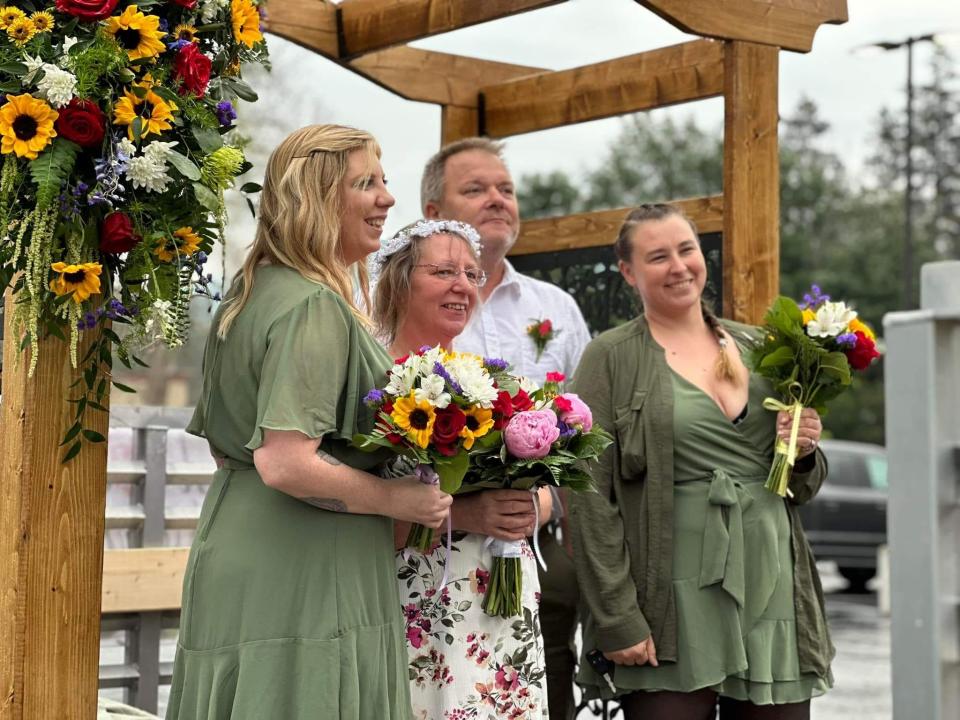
top-left (217, 124), bottom-right (381, 338)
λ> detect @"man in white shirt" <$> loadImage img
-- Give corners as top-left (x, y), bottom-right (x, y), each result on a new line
top-left (422, 137), bottom-right (590, 720)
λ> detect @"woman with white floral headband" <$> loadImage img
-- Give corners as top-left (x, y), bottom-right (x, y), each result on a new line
top-left (371, 219), bottom-right (552, 719)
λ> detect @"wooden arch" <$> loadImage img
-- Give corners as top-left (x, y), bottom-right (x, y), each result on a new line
top-left (0, 2), bottom-right (847, 718)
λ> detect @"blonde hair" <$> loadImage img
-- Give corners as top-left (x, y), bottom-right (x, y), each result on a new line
top-left (217, 124), bottom-right (381, 338)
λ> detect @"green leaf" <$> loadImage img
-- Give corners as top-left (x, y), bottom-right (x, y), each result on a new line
top-left (225, 77), bottom-right (259, 102)
top-left (819, 351), bottom-right (852, 385)
top-left (435, 452), bottom-right (469, 494)
top-left (759, 345), bottom-right (795, 369)
top-left (112, 381), bottom-right (137, 393)
top-left (0, 62), bottom-right (28, 75)
top-left (62, 440), bottom-right (83, 463)
top-left (167, 151), bottom-right (202, 180)
top-left (239, 182), bottom-right (262, 194)
top-left (192, 126), bottom-right (223, 153)
top-left (192, 182), bottom-right (220, 211)
top-left (82, 429), bottom-right (106, 443)
top-left (0, 81), bottom-right (23, 93)
top-left (29, 139), bottom-right (81, 204)
top-left (60, 422), bottom-right (82, 446)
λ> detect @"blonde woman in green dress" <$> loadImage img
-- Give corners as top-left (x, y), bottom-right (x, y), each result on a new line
top-left (166, 125), bottom-right (452, 720)
top-left (570, 204), bottom-right (833, 719)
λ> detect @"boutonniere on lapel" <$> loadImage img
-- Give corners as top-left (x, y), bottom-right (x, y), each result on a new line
top-left (526, 318), bottom-right (558, 361)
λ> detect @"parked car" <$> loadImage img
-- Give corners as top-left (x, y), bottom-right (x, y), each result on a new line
top-left (798, 439), bottom-right (888, 591)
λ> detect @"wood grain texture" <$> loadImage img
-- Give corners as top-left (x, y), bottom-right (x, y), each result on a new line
top-left (511, 195), bottom-right (724, 255)
top-left (263, 0), bottom-right (340, 58)
top-left (441, 105), bottom-right (480, 144)
top-left (483, 40), bottom-right (724, 138)
top-left (350, 47), bottom-right (542, 106)
top-left (637, 0), bottom-right (848, 53)
top-left (722, 41), bottom-right (780, 324)
top-left (0, 291), bottom-right (110, 720)
top-left (101, 548), bottom-right (190, 614)
top-left (339, 0), bottom-right (567, 57)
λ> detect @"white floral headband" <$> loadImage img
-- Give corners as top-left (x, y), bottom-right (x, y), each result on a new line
top-left (368, 219), bottom-right (482, 285)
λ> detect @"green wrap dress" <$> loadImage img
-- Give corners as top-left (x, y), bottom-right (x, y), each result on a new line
top-left (606, 369), bottom-right (832, 704)
top-left (166, 266), bottom-right (412, 720)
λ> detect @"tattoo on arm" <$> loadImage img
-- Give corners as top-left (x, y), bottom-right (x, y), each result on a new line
top-left (302, 497), bottom-right (348, 512)
top-left (317, 450), bottom-right (343, 466)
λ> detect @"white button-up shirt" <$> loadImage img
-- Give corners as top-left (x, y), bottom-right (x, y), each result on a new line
top-left (454, 260), bottom-right (591, 384)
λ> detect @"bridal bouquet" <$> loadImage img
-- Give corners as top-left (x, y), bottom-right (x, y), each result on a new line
top-left (354, 346), bottom-right (510, 552)
top-left (0, 0), bottom-right (268, 460)
top-left (461, 371), bottom-right (612, 617)
top-left (749, 285), bottom-right (881, 496)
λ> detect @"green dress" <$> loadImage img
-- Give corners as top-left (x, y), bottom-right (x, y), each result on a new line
top-left (605, 369), bottom-right (832, 704)
top-left (166, 266), bottom-right (412, 720)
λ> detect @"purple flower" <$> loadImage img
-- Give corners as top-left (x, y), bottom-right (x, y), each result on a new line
top-left (801, 284), bottom-right (831, 310)
top-left (433, 361), bottom-right (463, 395)
top-left (215, 101), bottom-right (237, 127)
top-left (158, 18), bottom-right (169, 32)
top-left (556, 420), bottom-right (576, 439)
top-left (364, 388), bottom-right (385, 406)
top-left (836, 332), bottom-right (858, 348)
top-left (197, 251), bottom-right (208, 264)
top-left (483, 357), bottom-right (508, 372)
top-left (167, 39), bottom-right (192, 52)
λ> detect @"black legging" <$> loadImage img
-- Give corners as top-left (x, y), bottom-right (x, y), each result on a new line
top-left (620, 689), bottom-right (811, 720)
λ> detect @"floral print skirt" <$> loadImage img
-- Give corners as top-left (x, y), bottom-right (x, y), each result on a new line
top-left (397, 531), bottom-right (549, 719)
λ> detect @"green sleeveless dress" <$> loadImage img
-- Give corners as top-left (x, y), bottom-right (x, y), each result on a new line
top-left (608, 369), bottom-right (832, 704)
top-left (166, 266), bottom-right (412, 719)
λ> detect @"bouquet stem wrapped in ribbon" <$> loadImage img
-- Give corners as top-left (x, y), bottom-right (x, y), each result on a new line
top-left (750, 286), bottom-right (881, 497)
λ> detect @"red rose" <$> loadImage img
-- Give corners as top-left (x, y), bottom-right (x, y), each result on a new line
top-left (492, 391), bottom-right (515, 430)
top-left (99, 212), bottom-right (142, 254)
top-left (538, 319), bottom-right (553, 337)
top-left (55, 0), bottom-right (119, 22)
top-left (545, 372), bottom-right (565, 383)
top-left (170, 0), bottom-right (197, 8)
top-left (55, 98), bottom-right (106, 149)
top-left (553, 396), bottom-right (573, 413)
top-left (173, 43), bottom-right (212, 97)
top-left (845, 331), bottom-right (880, 370)
top-left (511, 389), bottom-right (534, 413)
top-left (432, 405), bottom-right (466, 449)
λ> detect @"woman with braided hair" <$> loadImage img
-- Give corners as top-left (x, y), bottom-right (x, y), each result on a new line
top-left (569, 204), bottom-right (834, 719)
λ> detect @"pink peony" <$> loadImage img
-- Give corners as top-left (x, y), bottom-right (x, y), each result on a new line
top-left (503, 410), bottom-right (560, 459)
top-left (555, 393), bottom-right (593, 432)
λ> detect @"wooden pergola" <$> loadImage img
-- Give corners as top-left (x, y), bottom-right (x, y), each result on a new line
top-left (0, 1), bottom-right (848, 717)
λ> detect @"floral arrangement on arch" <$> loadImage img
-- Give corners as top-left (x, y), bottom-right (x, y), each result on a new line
top-left (0, 0), bottom-right (268, 459)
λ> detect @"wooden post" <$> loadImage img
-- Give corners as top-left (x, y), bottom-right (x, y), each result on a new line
top-left (0, 290), bottom-right (110, 720)
top-left (441, 104), bottom-right (480, 144)
top-left (722, 40), bottom-right (780, 324)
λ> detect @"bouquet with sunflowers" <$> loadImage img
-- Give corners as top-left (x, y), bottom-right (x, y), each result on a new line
top-left (355, 347), bottom-right (612, 618)
top-left (0, 0), bottom-right (268, 460)
top-left (749, 286), bottom-right (881, 496)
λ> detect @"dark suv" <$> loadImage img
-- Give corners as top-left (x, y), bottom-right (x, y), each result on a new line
top-left (798, 439), bottom-right (888, 591)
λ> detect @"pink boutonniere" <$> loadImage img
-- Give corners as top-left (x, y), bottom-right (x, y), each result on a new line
top-left (526, 318), bottom-right (558, 361)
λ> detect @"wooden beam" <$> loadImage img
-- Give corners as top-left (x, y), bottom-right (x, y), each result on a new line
top-left (637, 0), bottom-right (848, 53)
top-left (350, 47), bottom-right (542, 106)
top-left (101, 548), bottom-right (190, 614)
top-left (511, 195), bottom-right (724, 255)
top-left (0, 292), bottom-right (110, 720)
top-left (723, 41), bottom-right (780, 324)
top-left (482, 40), bottom-right (724, 138)
top-left (263, 0), bottom-right (340, 58)
top-left (339, 0), bottom-right (566, 58)
top-left (441, 105), bottom-right (480, 144)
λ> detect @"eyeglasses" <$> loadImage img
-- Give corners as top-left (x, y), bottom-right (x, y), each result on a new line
top-left (414, 263), bottom-right (487, 287)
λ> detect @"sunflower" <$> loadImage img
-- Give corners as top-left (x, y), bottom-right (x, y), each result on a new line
top-left (6, 16), bottom-right (35, 45)
top-left (173, 23), bottom-right (199, 43)
top-left (155, 226), bottom-right (201, 262)
top-left (459, 406), bottom-right (494, 449)
top-left (29, 10), bottom-right (54, 32)
top-left (113, 76), bottom-right (177, 140)
top-left (391, 392), bottom-right (436, 449)
top-left (0, 93), bottom-right (58, 160)
top-left (0, 6), bottom-right (25, 29)
top-left (231, 0), bottom-right (263, 49)
top-left (49, 262), bottom-right (102, 304)
top-left (104, 6), bottom-right (166, 61)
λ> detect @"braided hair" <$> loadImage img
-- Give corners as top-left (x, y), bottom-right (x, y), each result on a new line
top-left (615, 203), bottom-right (738, 385)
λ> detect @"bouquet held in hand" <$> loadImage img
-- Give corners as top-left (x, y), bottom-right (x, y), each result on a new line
top-left (749, 286), bottom-right (881, 496)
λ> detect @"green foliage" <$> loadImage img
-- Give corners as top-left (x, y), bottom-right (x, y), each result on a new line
top-left (29, 139), bottom-right (81, 206)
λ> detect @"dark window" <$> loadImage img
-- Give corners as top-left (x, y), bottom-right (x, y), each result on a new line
top-left (823, 449), bottom-right (871, 488)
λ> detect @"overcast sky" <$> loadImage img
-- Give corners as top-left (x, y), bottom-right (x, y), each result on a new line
top-left (227, 0), bottom-right (960, 246)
